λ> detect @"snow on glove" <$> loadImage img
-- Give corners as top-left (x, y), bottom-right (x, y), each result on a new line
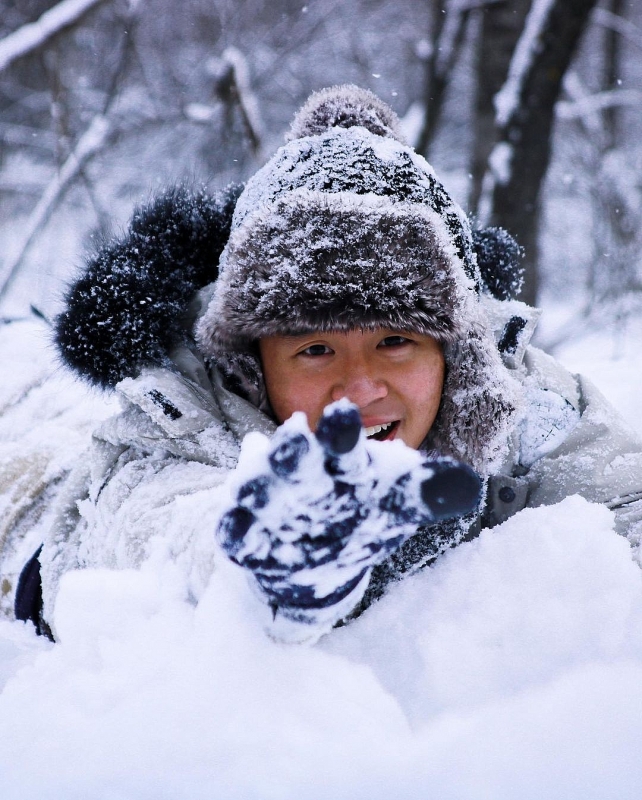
top-left (216, 400), bottom-right (482, 641)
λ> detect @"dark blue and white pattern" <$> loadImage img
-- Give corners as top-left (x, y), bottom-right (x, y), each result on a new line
top-left (216, 402), bottom-right (482, 628)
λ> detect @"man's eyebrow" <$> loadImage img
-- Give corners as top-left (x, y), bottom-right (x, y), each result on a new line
top-left (281, 332), bottom-right (320, 341)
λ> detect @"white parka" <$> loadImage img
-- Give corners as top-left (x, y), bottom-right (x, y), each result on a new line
top-left (13, 294), bottom-right (639, 639)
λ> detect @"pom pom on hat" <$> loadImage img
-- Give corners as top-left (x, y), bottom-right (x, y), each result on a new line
top-left (286, 84), bottom-right (407, 143)
top-left (472, 227), bottom-right (524, 301)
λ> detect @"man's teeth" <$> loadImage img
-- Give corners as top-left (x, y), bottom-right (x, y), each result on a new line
top-left (365, 421), bottom-right (393, 438)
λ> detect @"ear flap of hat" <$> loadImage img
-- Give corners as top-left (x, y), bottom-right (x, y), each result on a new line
top-left (55, 185), bottom-right (242, 388)
top-left (427, 319), bottom-right (523, 474)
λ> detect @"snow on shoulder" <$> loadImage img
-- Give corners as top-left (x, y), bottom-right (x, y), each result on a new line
top-left (2, 495), bottom-right (642, 798)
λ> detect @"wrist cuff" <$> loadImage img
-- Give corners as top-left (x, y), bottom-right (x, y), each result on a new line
top-left (262, 569), bottom-right (372, 644)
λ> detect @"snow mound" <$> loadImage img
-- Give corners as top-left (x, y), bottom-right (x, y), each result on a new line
top-left (1, 495), bottom-right (642, 798)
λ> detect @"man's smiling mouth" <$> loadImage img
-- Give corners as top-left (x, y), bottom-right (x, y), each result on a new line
top-left (365, 421), bottom-right (399, 441)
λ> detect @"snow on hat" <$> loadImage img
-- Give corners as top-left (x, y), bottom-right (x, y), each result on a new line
top-left (196, 85), bottom-right (522, 472)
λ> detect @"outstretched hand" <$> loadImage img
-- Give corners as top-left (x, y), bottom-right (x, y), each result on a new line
top-left (216, 401), bottom-right (481, 635)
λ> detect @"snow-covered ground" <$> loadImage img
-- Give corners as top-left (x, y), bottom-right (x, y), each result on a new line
top-left (1, 314), bottom-right (642, 799)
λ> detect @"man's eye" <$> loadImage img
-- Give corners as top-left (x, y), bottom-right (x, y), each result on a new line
top-left (379, 335), bottom-right (411, 348)
top-left (301, 344), bottom-right (332, 356)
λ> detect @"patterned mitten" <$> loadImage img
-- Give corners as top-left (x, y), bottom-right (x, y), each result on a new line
top-left (217, 401), bottom-right (481, 640)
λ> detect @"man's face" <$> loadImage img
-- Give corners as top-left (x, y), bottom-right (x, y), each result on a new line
top-left (259, 328), bottom-right (445, 449)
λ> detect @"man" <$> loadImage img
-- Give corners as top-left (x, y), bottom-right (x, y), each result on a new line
top-left (9, 85), bottom-right (642, 643)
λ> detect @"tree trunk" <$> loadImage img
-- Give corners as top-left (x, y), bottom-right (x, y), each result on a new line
top-left (468, 0), bottom-right (531, 215)
top-left (415, 0), bottom-right (472, 158)
top-left (487, 0), bottom-right (599, 306)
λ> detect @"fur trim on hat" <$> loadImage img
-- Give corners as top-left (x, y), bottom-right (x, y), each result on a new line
top-left (428, 320), bottom-right (522, 472)
top-left (197, 191), bottom-right (467, 354)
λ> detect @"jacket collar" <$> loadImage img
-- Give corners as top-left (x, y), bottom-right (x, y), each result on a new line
top-left (115, 343), bottom-right (276, 444)
top-left (479, 294), bottom-right (541, 370)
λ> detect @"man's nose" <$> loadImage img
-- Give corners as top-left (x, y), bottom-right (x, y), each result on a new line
top-left (330, 365), bottom-right (388, 408)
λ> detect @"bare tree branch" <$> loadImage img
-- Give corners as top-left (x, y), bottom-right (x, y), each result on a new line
top-left (557, 88), bottom-right (642, 121)
top-left (0, 115), bottom-right (111, 303)
top-left (592, 6), bottom-right (642, 50)
top-left (0, 0), bottom-right (110, 74)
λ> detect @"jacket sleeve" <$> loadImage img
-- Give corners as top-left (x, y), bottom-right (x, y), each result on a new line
top-left (37, 355), bottom-right (278, 638)
top-left (38, 440), bottom-right (231, 637)
top-left (519, 346), bottom-right (642, 547)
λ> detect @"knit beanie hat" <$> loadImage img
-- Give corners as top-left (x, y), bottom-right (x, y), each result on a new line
top-left (196, 85), bottom-right (522, 473)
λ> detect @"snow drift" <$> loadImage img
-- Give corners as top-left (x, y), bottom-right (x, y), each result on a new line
top-left (2, 320), bottom-right (642, 799)
top-left (1, 494), bottom-right (642, 799)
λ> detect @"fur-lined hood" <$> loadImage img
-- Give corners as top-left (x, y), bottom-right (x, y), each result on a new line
top-left (55, 87), bottom-right (530, 475)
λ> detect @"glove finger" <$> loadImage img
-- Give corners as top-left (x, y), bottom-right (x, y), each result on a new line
top-left (315, 401), bottom-right (361, 456)
top-left (268, 431), bottom-right (311, 479)
top-left (237, 475), bottom-right (272, 510)
top-left (419, 460), bottom-right (482, 523)
top-left (378, 459), bottom-right (482, 531)
top-left (216, 506), bottom-right (256, 560)
top-left (315, 401), bottom-right (371, 483)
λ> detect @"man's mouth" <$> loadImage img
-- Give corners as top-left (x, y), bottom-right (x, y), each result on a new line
top-left (365, 421), bottom-right (399, 441)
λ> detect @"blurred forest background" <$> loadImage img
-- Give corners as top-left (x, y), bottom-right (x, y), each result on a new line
top-left (0, 0), bottom-right (640, 351)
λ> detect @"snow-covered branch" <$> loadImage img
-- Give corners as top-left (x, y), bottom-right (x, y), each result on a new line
top-left (592, 6), bottom-right (642, 50)
top-left (0, 0), bottom-right (109, 74)
top-left (0, 115), bottom-right (111, 302)
top-left (221, 47), bottom-right (264, 154)
top-left (206, 47), bottom-right (265, 157)
top-left (493, 0), bottom-right (557, 128)
top-left (557, 88), bottom-right (642, 121)
top-left (434, 4), bottom-right (469, 78)
top-left (415, 0), bottom-right (476, 155)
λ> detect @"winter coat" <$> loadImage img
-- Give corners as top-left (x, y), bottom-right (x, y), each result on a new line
top-left (3, 184), bottom-right (635, 639)
top-left (3, 184), bottom-right (642, 640)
